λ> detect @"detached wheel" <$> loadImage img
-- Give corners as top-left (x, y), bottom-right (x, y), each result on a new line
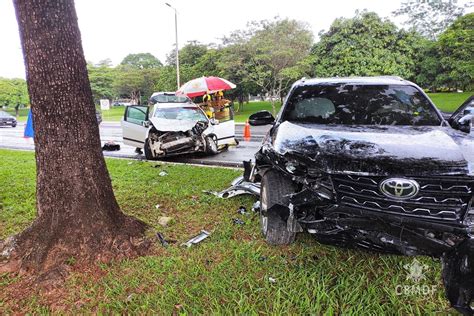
top-left (260, 169), bottom-right (296, 245)
top-left (205, 135), bottom-right (219, 155)
top-left (144, 138), bottom-right (154, 160)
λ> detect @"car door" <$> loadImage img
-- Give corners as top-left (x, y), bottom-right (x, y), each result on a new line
top-left (212, 105), bottom-right (236, 145)
top-left (121, 105), bottom-right (149, 148)
top-left (448, 96), bottom-right (474, 133)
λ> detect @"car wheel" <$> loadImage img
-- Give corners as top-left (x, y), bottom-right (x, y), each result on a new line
top-left (144, 138), bottom-right (154, 160)
top-left (205, 135), bottom-right (219, 155)
top-left (260, 169), bottom-right (296, 245)
top-left (12, 124), bottom-right (17, 128)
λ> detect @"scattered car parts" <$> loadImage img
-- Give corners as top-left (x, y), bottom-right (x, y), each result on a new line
top-left (182, 230), bottom-right (211, 247)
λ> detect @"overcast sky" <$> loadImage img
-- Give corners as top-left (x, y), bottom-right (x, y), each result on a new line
top-left (0, 0), bottom-right (470, 79)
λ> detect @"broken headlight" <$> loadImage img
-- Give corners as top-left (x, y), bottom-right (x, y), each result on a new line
top-left (285, 161), bottom-right (307, 175)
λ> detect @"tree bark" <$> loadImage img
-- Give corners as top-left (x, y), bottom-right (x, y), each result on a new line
top-left (1, 0), bottom-right (149, 278)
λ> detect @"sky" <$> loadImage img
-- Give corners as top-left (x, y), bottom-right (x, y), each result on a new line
top-left (0, 0), bottom-right (467, 79)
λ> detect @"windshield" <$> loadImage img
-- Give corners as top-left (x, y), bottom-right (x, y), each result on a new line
top-left (153, 107), bottom-right (208, 122)
top-left (282, 84), bottom-right (441, 126)
top-left (150, 94), bottom-right (190, 104)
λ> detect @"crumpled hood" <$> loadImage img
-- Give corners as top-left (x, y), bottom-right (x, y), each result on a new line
top-left (150, 117), bottom-right (201, 132)
top-left (270, 121), bottom-right (474, 176)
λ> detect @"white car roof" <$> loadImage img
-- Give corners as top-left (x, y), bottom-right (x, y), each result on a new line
top-left (150, 91), bottom-right (176, 97)
top-left (153, 103), bottom-right (198, 109)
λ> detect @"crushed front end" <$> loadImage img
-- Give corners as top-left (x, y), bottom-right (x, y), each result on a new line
top-left (147, 121), bottom-right (208, 158)
top-left (253, 144), bottom-right (474, 314)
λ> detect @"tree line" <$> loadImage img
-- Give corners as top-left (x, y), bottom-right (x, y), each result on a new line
top-left (2, 2), bottom-right (473, 109)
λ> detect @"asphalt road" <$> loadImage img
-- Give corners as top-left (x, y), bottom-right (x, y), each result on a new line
top-left (0, 122), bottom-right (271, 168)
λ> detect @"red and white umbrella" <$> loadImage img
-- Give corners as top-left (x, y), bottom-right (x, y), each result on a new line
top-left (176, 76), bottom-right (236, 98)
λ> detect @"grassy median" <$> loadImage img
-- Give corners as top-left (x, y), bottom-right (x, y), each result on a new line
top-left (0, 149), bottom-right (452, 313)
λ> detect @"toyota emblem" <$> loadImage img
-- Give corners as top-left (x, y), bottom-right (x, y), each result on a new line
top-left (379, 178), bottom-right (420, 200)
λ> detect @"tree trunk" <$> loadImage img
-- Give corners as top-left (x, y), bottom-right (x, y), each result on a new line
top-left (1, 0), bottom-right (149, 278)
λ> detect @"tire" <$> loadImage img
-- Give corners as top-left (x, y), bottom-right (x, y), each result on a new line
top-left (205, 135), bottom-right (219, 155)
top-left (144, 138), bottom-right (154, 160)
top-left (260, 169), bottom-right (296, 245)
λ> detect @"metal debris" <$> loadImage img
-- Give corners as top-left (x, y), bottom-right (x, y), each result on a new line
top-left (204, 176), bottom-right (260, 199)
top-left (182, 230), bottom-right (211, 247)
top-left (252, 201), bottom-right (261, 212)
top-left (237, 206), bottom-right (248, 215)
top-left (156, 233), bottom-right (169, 247)
top-left (232, 218), bottom-right (245, 225)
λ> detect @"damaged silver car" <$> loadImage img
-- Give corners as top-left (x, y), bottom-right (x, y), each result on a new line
top-left (243, 77), bottom-right (474, 314)
top-left (121, 92), bottom-right (236, 159)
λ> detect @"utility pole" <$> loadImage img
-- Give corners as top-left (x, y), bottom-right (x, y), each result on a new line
top-left (165, 3), bottom-right (180, 89)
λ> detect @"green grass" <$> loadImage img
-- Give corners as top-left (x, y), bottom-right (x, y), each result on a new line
top-left (427, 91), bottom-right (472, 113)
top-left (233, 101), bottom-right (282, 122)
top-left (0, 149), bottom-right (452, 314)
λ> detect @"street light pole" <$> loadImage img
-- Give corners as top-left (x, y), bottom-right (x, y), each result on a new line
top-left (165, 3), bottom-right (180, 89)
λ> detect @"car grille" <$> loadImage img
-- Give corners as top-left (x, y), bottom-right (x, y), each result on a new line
top-left (331, 174), bottom-right (474, 221)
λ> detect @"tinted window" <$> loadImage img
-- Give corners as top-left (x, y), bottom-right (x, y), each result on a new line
top-left (282, 85), bottom-right (441, 126)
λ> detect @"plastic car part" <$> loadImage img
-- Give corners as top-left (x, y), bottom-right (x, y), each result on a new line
top-left (204, 176), bottom-right (260, 199)
top-left (181, 230), bottom-right (210, 247)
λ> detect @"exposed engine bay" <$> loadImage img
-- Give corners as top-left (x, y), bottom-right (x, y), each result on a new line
top-left (147, 121), bottom-right (210, 158)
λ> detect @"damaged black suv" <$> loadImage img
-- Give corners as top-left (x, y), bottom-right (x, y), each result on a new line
top-left (249, 77), bottom-right (474, 313)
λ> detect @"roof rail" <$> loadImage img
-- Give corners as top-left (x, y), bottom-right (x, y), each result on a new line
top-left (376, 75), bottom-right (405, 81)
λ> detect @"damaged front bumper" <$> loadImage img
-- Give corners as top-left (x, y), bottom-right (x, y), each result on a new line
top-left (218, 158), bottom-right (474, 313)
top-left (148, 121), bottom-right (208, 158)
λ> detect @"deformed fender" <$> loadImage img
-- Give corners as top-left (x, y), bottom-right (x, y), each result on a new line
top-left (442, 238), bottom-right (474, 315)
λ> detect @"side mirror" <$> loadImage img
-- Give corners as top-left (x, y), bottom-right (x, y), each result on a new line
top-left (249, 110), bottom-right (275, 126)
top-left (210, 118), bottom-right (219, 125)
top-left (142, 120), bottom-right (150, 128)
top-left (457, 114), bottom-right (472, 134)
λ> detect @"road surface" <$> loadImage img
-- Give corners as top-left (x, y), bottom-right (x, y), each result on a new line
top-left (0, 122), bottom-right (271, 168)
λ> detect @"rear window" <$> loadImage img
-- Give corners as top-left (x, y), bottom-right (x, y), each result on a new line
top-left (282, 84), bottom-right (441, 126)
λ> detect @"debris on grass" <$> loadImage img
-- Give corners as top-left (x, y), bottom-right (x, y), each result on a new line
top-left (156, 233), bottom-right (169, 247)
top-left (155, 204), bottom-right (161, 209)
top-left (181, 230), bottom-right (210, 247)
top-left (158, 216), bottom-right (173, 227)
top-left (159, 171), bottom-right (168, 177)
top-left (232, 218), bottom-right (245, 225)
top-left (236, 206), bottom-right (248, 215)
top-left (268, 277), bottom-right (277, 283)
top-left (203, 176), bottom-right (260, 199)
top-left (252, 201), bottom-right (261, 212)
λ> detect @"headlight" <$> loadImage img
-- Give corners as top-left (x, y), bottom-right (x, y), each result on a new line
top-left (285, 161), bottom-right (307, 175)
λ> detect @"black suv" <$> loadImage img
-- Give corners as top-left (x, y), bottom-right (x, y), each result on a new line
top-left (249, 77), bottom-right (474, 313)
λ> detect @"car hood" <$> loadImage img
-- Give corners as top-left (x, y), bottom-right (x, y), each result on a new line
top-left (269, 121), bottom-right (474, 176)
top-left (150, 117), bottom-right (204, 132)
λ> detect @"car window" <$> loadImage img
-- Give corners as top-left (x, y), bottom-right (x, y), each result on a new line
top-left (154, 107), bottom-right (207, 122)
top-left (150, 94), bottom-right (191, 104)
top-left (282, 84), bottom-right (441, 126)
top-left (126, 106), bottom-right (147, 125)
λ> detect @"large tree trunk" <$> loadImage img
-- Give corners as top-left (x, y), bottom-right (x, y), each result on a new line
top-left (0, 0), bottom-right (149, 278)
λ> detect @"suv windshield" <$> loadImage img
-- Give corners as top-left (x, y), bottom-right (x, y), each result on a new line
top-left (282, 84), bottom-right (441, 126)
top-left (150, 94), bottom-right (190, 104)
top-left (154, 107), bottom-right (207, 122)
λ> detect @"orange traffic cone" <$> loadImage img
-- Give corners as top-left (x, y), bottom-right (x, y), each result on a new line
top-left (244, 119), bottom-right (251, 141)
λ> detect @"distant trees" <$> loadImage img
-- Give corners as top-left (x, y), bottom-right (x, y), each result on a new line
top-left (0, 78), bottom-right (29, 107)
top-left (393, 0), bottom-right (466, 40)
top-left (120, 53), bottom-right (162, 69)
top-left (5, 10), bottom-right (471, 109)
top-left (311, 11), bottom-right (424, 80)
top-left (437, 13), bottom-right (474, 91)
